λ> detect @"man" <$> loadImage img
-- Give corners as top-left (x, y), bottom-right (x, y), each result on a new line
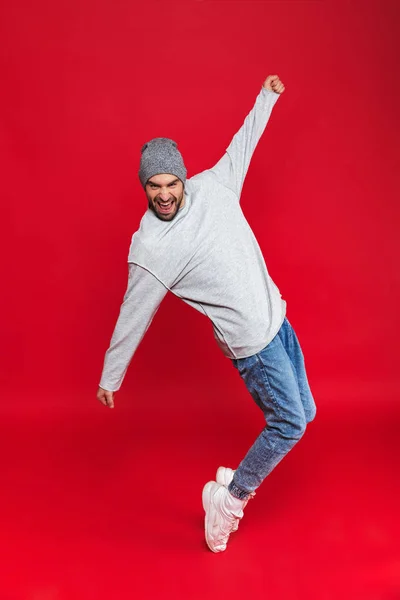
top-left (97, 74), bottom-right (317, 553)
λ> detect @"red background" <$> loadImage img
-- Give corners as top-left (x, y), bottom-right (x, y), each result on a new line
top-left (1, 0), bottom-right (399, 598)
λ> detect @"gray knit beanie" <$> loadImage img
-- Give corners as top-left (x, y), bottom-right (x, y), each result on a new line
top-left (138, 137), bottom-right (187, 189)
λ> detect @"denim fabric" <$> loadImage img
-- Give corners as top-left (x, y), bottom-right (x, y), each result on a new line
top-left (228, 316), bottom-right (317, 501)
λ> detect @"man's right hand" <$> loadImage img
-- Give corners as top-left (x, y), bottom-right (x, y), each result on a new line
top-left (263, 74), bottom-right (285, 94)
top-left (97, 386), bottom-right (115, 409)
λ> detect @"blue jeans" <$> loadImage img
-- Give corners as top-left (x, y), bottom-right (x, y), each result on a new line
top-left (228, 316), bottom-right (317, 500)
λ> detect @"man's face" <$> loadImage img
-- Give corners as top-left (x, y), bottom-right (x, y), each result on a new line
top-left (145, 174), bottom-right (185, 222)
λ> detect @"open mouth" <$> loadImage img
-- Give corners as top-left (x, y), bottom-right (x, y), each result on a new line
top-left (157, 200), bottom-right (174, 214)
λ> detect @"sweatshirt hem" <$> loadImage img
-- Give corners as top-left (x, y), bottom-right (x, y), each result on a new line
top-left (225, 300), bottom-right (287, 360)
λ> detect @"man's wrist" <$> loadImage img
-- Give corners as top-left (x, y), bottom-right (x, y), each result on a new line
top-left (262, 86), bottom-right (279, 95)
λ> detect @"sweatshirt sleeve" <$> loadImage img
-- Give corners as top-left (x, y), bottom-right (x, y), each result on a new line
top-left (208, 87), bottom-right (280, 200)
top-left (99, 263), bottom-right (168, 392)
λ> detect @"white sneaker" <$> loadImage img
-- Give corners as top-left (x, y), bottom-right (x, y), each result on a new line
top-left (216, 466), bottom-right (236, 487)
top-left (215, 466), bottom-right (256, 531)
top-left (202, 481), bottom-right (246, 553)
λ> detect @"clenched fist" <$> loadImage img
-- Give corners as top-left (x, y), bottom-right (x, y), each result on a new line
top-left (263, 75), bottom-right (285, 94)
top-left (97, 386), bottom-right (115, 409)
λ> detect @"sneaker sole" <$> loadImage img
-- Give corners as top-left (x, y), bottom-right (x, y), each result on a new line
top-left (202, 481), bottom-right (225, 553)
top-left (216, 467), bottom-right (239, 531)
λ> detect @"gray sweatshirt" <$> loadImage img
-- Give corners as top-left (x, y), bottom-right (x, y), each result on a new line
top-left (99, 86), bottom-right (286, 392)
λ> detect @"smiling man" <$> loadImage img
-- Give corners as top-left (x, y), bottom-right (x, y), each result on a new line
top-left (146, 174), bottom-right (185, 220)
top-left (97, 74), bottom-right (317, 553)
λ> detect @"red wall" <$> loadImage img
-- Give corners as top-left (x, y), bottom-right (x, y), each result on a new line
top-left (1, 0), bottom-right (399, 410)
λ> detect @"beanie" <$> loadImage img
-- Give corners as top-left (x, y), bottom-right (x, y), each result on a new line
top-left (138, 137), bottom-right (187, 189)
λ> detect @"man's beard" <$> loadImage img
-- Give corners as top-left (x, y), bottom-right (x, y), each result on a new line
top-left (148, 191), bottom-right (184, 222)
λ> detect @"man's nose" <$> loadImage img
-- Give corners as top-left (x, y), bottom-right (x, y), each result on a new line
top-left (159, 191), bottom-right (170, 200)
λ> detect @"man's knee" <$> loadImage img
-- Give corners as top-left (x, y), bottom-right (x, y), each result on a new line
top-left (305, 402), bottom-right (317, 424)
top-left (272, 411), bottom-right (307, 451)
top-left (288, 413), bottom-right (307, 442)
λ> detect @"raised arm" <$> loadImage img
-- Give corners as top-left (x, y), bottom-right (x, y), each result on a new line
top-left (208, 74), bottom-right (285, 200)
top-left (97, 263), bottom-right (168, 403)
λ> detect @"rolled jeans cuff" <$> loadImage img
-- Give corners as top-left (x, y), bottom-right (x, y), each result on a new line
top-left (228, 480), bottom-right (252, 501)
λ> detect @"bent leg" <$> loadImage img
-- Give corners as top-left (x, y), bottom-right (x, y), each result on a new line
top-left (277, 317), bottom-right (317, 424)
top-left (229, 330), bottom-right (307, 500)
